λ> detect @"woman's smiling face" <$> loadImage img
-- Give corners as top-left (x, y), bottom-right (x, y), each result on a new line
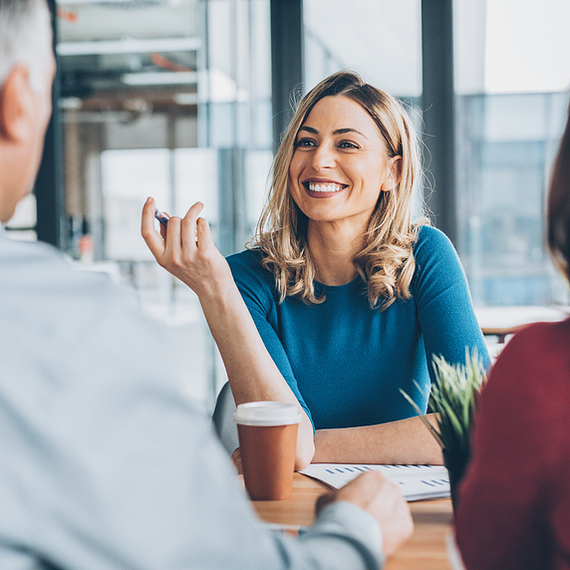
top-left (288, 95), bottom-right (400, 231)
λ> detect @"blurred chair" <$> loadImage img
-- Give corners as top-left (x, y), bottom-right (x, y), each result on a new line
top-left (211, 382), bottom-right (239, 456)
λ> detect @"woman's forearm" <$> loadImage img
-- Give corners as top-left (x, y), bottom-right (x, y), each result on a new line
top-left (312, 415), bottom-right (443, 465)
top-left (141, 199), bottom-right (315, 468)
top-left (198, 281), bottom-right (315, 469)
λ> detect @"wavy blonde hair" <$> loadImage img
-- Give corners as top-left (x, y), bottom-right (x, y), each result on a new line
top-left (249, 71), bottom-right (425, 310)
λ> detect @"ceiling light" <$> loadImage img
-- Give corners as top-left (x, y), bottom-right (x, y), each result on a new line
top-left (121, 71), bottom-right (197, 85)
top-left (57, 36), bottom-right (201, 56)
top-left (174, 92), bottom-right (198, 105)
top-left (57, 0), bottom-right (168, 6)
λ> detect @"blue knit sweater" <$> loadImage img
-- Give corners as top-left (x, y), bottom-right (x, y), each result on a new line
top-left (227, 225), bottom-right (489, 431)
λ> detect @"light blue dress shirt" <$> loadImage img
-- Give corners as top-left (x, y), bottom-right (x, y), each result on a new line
top-left (0, 226), bottom-right (384, 570)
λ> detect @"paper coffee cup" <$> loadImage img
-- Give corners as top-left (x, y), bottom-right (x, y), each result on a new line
top-left (234, 402), bottom-right (302, 500)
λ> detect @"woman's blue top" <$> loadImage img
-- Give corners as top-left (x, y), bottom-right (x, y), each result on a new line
top-left (227, 225), bottom-right (489, 431)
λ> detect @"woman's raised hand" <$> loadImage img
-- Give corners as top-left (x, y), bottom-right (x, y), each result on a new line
top-left (142, 196), bottom-right (317, 469)
top-left (141, 197), bottom-right (233, 299)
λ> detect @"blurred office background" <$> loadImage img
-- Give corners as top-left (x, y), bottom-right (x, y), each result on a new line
top-left (5, 0), bottom-right (570, 411)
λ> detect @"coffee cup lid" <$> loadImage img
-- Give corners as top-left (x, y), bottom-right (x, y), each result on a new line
top-left (233, 401), bottom-right (303, 426)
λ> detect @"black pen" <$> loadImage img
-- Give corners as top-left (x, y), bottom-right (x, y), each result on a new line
top-left (155, 209), bottom-right (169, 227)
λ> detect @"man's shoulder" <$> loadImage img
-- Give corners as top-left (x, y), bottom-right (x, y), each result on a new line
top-left (0, 231), bottom-right (67, 265)
top-left (0, 235), bottom-right (142, 326)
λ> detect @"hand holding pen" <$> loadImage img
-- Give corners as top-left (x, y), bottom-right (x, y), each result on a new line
top-left (141, 197), bottom-right (233, 300)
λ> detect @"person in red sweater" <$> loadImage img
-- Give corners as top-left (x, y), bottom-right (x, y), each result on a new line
top-left (453, 104), bottom-right (570, 569)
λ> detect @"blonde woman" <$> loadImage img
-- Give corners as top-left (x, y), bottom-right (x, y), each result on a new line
top-left (142, 71), bottom-right (489, 470)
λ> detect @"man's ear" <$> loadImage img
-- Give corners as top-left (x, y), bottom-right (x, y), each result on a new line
top-left (0, 65), bottom-right (35, 142)
top-left (382, 155), bottom-right (403, 192)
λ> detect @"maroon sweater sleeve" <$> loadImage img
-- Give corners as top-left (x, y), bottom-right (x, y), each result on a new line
top-left (454, 319), bottom-right (570, 570)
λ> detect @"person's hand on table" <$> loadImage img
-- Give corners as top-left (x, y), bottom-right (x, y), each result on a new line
top-left (316, 470), bottom-right (413, 557)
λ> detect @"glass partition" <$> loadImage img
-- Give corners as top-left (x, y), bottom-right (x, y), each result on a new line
top-left (53, 0), bottom-right (272, 411)
top-left (303, 0), bottom-right (421, 97)
top-left (454, 0), bottom-right (570, 306)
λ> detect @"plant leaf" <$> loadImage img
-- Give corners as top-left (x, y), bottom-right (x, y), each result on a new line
top-left (400, 347), bottom-right (487, 454)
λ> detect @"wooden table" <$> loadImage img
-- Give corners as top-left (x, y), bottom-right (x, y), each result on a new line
top-left (475, 305), bottom-right (570, 343)
top-left (248, 472), bottom-right (453, 570)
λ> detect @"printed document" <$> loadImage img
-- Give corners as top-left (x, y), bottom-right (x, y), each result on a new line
top-left (300, 463), bottom-right (450, 501)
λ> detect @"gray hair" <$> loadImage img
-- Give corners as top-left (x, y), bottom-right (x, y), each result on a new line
top-left (0, 0), bottom-right (53, 92)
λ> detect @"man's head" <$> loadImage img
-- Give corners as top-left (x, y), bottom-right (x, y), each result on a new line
top-left (0, 0), bottom-right (55, 223)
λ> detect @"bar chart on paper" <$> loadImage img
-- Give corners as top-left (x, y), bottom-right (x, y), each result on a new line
top-left (300, 464), bottom-right (450, 501)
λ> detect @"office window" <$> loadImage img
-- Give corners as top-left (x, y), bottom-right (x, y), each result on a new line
top-left (303, 0), bottom-right (421, 97)
top-left (454, 0), bottom-right (570, 306)
top-left (56, 0), bottom-right (272, 410)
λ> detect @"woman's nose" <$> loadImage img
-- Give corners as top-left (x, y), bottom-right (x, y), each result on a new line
top-left (311, 143), bottom-right (336, 169)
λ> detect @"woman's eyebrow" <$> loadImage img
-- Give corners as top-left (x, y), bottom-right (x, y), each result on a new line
top-left (298, 126), bottom-right (368, 139)
top-left (298, 126), bottom-right (318, 134)
top-left (334, 127), bottom-right (367, 138)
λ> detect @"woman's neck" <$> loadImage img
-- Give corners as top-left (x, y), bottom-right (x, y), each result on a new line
top-left (307, 221), bottom-right (365, 286)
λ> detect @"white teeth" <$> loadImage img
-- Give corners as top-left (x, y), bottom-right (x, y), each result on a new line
top-left (308, 182), bottom-right (343, 193)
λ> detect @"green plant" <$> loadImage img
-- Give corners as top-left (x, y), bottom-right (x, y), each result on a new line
top-left (400, 348), bottom-right (487, 456)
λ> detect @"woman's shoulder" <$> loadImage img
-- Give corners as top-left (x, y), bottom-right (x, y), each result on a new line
top-left (413, 224), bottom-right (455, 254)
top-left (480, 319), bottom-right (570, 434)
top-left (486, 319), bottom-right (570, 401)
top-left (226, 248), bottom-right (276, 293)
top-left (226, 248), bottom-right (263, 271)
top-left (411, 224), bottom-right (461, 279)
top-left (498, 318), bottom-right (570, 363)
